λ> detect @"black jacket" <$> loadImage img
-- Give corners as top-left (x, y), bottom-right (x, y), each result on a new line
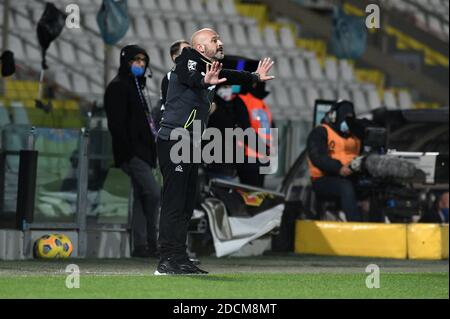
top-left (307, 125), bottom-right (344, 176)
top-left (158, 47), bottom-right (260, 140)
top-left (104, 45), bottom-right (157, 168)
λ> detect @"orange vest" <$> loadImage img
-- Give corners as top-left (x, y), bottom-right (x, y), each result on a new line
top-left (308, 124), bottom-right (361, 179)
top-left (239, 93), bottom-right (273, 160)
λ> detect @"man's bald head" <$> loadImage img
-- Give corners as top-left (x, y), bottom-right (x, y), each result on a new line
top-left (190, 28), bottom-right (224, 61)
top-left (191, 28), bottom-right (216, 47)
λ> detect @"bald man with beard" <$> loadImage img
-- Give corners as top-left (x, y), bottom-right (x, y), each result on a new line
top-left (155, 28), bottom-right (275, 275)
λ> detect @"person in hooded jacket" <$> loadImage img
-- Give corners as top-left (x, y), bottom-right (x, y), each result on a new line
top-left (307, 100), bottom-right (363, 222)
top-left (104, 44), bottom-right (160, 258)
top-left (155, 28), bottom-right (275, 275)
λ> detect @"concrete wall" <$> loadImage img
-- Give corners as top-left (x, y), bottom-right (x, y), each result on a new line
top-left (0, 230), bottom-right (24, 260)
top-left (86, 231), bottom-right (130, 259)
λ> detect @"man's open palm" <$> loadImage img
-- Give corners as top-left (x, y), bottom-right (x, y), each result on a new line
top-left (204, 62), bottom-right (227, 85)
top-left (256, 58), bottom-right (275, 82)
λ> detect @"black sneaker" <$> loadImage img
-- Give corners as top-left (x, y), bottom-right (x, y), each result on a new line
top-left (177, 257), bottom-right (209, 274)
top-left (154, 258), bottom-right (187, 275)
top-left (189, 257), bottom-right (201, 266)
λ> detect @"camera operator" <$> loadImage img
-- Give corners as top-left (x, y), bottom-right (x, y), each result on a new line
top-left (307, 100), bottom-right (363, 222)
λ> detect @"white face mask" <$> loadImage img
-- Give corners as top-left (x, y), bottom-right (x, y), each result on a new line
top-left (216, 86), bottom-right (234, 101)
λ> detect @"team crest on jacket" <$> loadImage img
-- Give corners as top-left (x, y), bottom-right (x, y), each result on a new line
top-left (187, 59), bottom-right (197, 71)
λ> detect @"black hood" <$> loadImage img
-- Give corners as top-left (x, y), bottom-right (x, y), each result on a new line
top-left (329, 100), bottom-right (356, 135)
top-left (118, 44), bottom-right (149, 84)
top-left (174, 47), bottom-right (212, 73)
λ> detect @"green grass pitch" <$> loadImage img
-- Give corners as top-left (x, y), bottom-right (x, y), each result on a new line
top-left (0, 256), bottom-right (448, 299)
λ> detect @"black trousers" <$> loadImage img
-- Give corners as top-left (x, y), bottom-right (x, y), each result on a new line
top-left (312, 176), bottom-right (362, 222)
top-left (121, 157), bottom-right (161, 251)
top-left (157, 138), bottom-right (199, 260)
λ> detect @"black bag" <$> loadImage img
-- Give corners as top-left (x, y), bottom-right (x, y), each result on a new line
top-left (37, 2), bottom-right (67, 69)
top-left (0, 50), bottom-right (15, 77)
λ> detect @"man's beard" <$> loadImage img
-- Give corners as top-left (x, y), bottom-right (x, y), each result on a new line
top-left (214, 49), bottom-right (224, 60)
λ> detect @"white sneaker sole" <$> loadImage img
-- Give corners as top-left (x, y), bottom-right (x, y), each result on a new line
top-left (154, 270), bottom-right (168, 276)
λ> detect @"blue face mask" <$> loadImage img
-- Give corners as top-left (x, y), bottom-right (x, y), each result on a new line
top-left (340, 120), bottom-right (350, 133)
top-left (131, 64), bottom-right (145, 77)
top-left (231, 85), bottom-right (241, 94)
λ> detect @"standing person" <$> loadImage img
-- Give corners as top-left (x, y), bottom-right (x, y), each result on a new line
top-left (160, 40), bottom-right (191, 110)
top-left (236, 82), bottom-right (274, 187)
top-left (153, 40), bottom-right (191, 131)
top-left (104, 44), bottom-right (160, 258)
top-left (155, 28), bottom-right (275, 275)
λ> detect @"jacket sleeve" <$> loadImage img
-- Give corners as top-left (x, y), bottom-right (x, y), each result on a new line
top-left (160, 74), bottom-right (169, 107)
top-left (104, 81), bottom-right (133, 162)
top-left (307, 127), bottom-right (343, 176)
top-left (220, 69), bottom-right (259, 86)
top-left (174, 57), bottom-right (209, 89)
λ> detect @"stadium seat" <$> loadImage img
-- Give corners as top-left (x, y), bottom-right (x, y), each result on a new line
top-left (9, 36), bottom-right (26, 61)
top-left (288, 86), bottom-right (307, 110)
top-left (167, 20), bottom-right (185, 41)
top-left (335, 87), bottom-right (350, 101)
top-left (279, 27), bottom-right (296, 49)
top-left (351, 89), bottom-right (370, 114)
top-left (72, 73), bottom-right (91, 95)
top-left (148, 48), bottom-right (164, 71)
top-left (293, 57), bottom-right (309, 80)
top-left (428, 15), bottom-right (443, 35)
top-left (320, 88), bottom-right (336, 101)
top-left (12, 10), bottom-right (33, 31)
top-left (307, 57), bottom-right (324, 82)
top-left (273, 85), bottom-right (291, 109)
top-left (232, 24), bottom-right (249, 47)
top-left (324, 58), bottom-right (338, 82)
top-left (156, 0), bottom-right (174, 12)
top-left (206, 0), bottom-right (221, 16)
top-left (23, 41), bottom-right (41, 64)
top-left (367, 89), bottom-right (382, 110)
top-left (172, 0), bottom-right (190, 14)
top-left (222, 0), bottom-right (238, 16)
top-left (263, 27), bottom-right (279, 49)
top-left (216, 24), bottom-right (234, 46)
top-left (304, 86), bottom-right (320, 110)
top-left (84, 13), bottom-right (99, 32)
top-left (248, 25), bottom-right (264, 48)
top-left (276, 56), bottom-right (293, 79)
top-left (135, 16), bottom-right (151, 39)
top-left (398, 90), bottom-right (414, 109)
top-left (383, 90), bottom-right (398, 109)
top-left (190, 0), bottom-right (206, 15)
top-left (184, 20), bottom-right (200, 38)
top-left (150, 17), bottom-right (169, 41)
top-left (339, 60), bottom-right (355, 83)
top-left (54, 73), bottom-right (73, 91)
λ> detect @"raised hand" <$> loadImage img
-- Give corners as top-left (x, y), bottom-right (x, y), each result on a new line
top-left (204, 61), bottom-right (227, 85)
top-left (255, 58), bottom-right (275, 82)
